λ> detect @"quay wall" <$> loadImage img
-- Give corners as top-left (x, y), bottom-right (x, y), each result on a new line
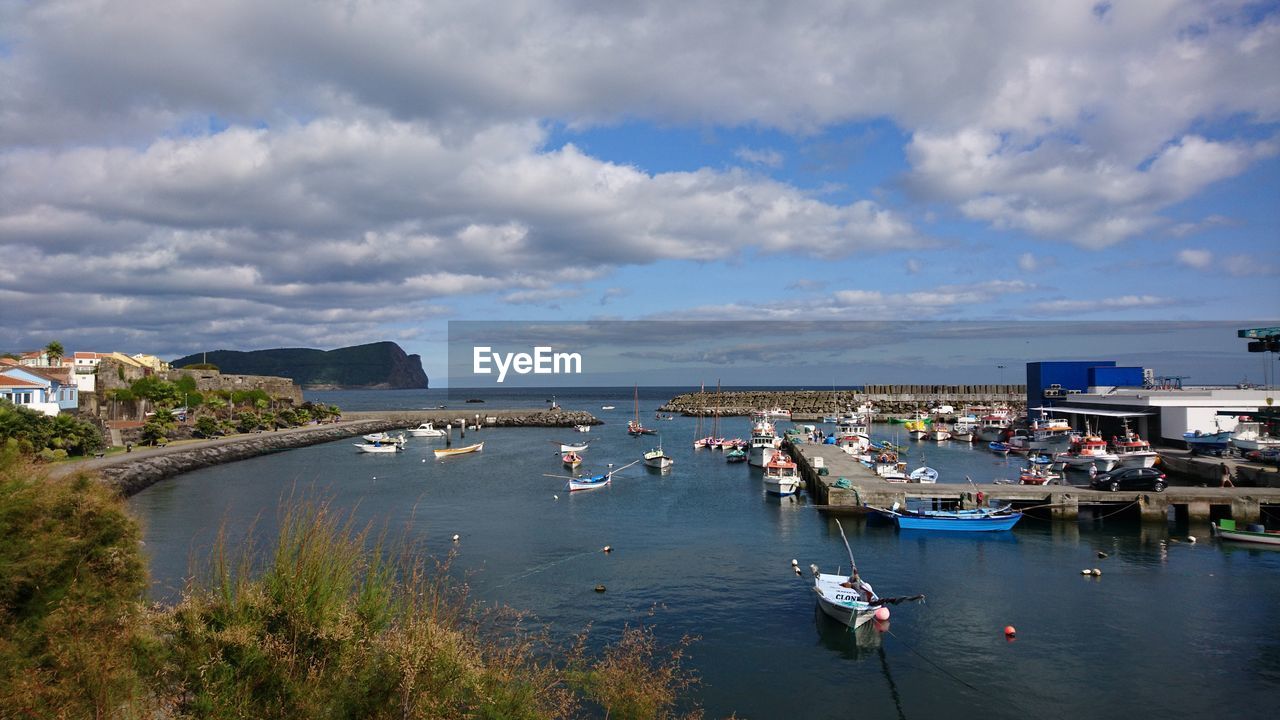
top-left (661, 387), bottom-right (1026, 418)
top-left (57, 409), bottom-right (599, 497)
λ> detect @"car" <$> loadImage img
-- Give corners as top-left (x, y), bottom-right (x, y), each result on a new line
top-left (1090, 467), bottom-right (1167, 492)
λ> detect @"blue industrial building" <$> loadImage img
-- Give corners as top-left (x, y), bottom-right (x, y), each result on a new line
top-left (1026, 361), bottom-right (1145, 418)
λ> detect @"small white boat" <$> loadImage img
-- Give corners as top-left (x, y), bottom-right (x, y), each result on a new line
top-left (601, 405), bottom-right (616, 410)
top-left (1212, 519), bottom-right (1280, 546)
top-left (763, 450), bottom-right (801, 496)
top-left (434, 442), bottom-right (483, 458)
top-left (559, 441), bottom-right (590, 452)
top-left (928, 427), bottom-right (951, 441)
top-left (1231, 421), bottom-right (1280, 452)
top-left (363, 432), bottom-right (393, 443)
top-left (574, 424), bottom-right (592, 433)
top-left (354, 441), bottom-right (402, 454)
top-left (812, 520), bottom-right (924, 629)
top-left (908, 466), bottom-right (938, 484)
top-left (644, 445), bottom-right (673, 469)
top-left (407, 422), bottom-right (446, 438)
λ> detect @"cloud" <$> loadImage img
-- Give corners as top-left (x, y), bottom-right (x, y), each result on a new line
top-left (904, 258), bottom-right (921, 274)
top-left (1029, 295), bottom-right (1173, 314)
top-left (1221, 254), bottom-right (1278, 277)
top-left (1017, 252), bottom-right (1038, 272)
top-left (734, 146), bottom-right (784, 168)
top-left (1176, 249), bottom-right (1213, 269)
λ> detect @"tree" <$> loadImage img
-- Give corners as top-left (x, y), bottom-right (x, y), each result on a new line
top-left (194, 416), bottom-right (220, 438)
top-left (140, 410), bottom-right (176, 445)
top-left (43, 341), bottom-right (64, 366)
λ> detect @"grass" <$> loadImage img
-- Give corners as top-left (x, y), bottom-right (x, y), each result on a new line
top-left (0, 443), bottom-right (704, 719)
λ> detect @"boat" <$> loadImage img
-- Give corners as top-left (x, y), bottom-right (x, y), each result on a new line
top-left (1230, 421), bottom-right (1280, 452)
top-left (763, 450), bottom-right (802, 496)
top-left (747, 416), bottom-right (780, 467)
top-left (765, 407), bottom-right (792, 419)
top-left (363, 432), bottom-right (394, 443)
top-left (574, 424), bottom-right (592, 433)
top-left (975, 408), bottom-right (1014, 442)
top-left (434, 442), bottom-right (484, 458)
top-left (1018, 464), bottom-right (1061, 485)
top-left (1211, 519), bottom-right (1280, 546)
top-left (407, 422), bottom-right (446, 438)
top-left (1110, 421), bottom-right (1158, 468)
top-left (726, 447), bottom-right (748, 463)
top-left (928, 426), bottom-right (951, 442)
top-left (562, 451), bottom-right (583, 468)
top-left (989, 441), bottom-right (1010, 454)
top-left (1053, 432), bottom-right (1118, 473)
top-left (601, 405), bottom-right (616, 410)
top-left (811, 520), bottom-right (924, 629)
top-left (950, 422), bottom-right (975, 442)
top-left (550, 459), bottom-right (640, 492)
top-left (353, 441), bottom-right (402, 453)
top-left (1183, 425), bottom-right (1233, 455)
top-left (907, 466), bottom-right (938, 484)
top-left (903, 412), bottom-right (930, 440)
top-left (872, 503), bottom-right (1023, 531)
top-left (835, 409), bottom-right (871, 453)
top-left (627, 385), bottom-right (656, 436)
top-left (558, 441), bottom-right (590, 452)
top-left (644, 442), bottom-right (674, 469)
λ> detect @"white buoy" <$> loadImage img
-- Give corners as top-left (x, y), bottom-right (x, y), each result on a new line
top-left (602, 545), bottom-right (612, 553)
top-left (553, 494), bottom-right (559, 500)
top-left (1082, 569), bottom-right (1092, 575)
top-left (791, 558), bottom-right (799, 567)
top-left (1187, 535), bottom-right (1197, 544)
top-left (452, 534), bottom-right (460, 542)
top-left (794, 567), bottom-right (802, 576)
top-left (1091, 568), bottom-right (1102, 576)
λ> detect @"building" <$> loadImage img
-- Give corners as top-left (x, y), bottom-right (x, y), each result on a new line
top-left (68, 351), bottom-right (103, 392)
top-left (0, 366), bottom-right (77, 416)
top-left (1025, 360), bottom-right (1274, 447)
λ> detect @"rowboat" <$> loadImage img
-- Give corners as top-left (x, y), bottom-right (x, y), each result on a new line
top-left (871, 503), bottom-right (1022, 531)
top-left (562, 451), bottom-right (582, 468)
top-left (989, 441), bottom-right (1010, 454)
top-left (407, 423), bottom-right (446, 438)
top-left (726, 448), bottom-right (748, 463)
top-left (1211, 519), bottom-right (1280, 546)
top-left (907, 466), bottom-right (938, 484)
top-left (811, 520), bottom-right (924, 629)
top-left (550, 459), bottom-right (640, 492)
top-left (434, 442), bottom-right (483, 458)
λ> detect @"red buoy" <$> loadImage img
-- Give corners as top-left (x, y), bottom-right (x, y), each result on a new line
top-left (1004, 625), bottom-right (1017, 637)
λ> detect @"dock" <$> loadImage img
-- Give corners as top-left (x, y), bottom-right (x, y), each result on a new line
top-left (788, 441), bottom-right (1280, 524)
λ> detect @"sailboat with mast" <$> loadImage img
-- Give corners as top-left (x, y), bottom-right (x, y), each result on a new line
top-left (627, 385), bottom-right (656, 436)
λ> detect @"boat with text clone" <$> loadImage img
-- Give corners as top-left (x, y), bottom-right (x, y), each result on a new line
top-left (434, 442), bottom-right (484, 458)
top-left (407, 423), bottom-right (446, 438)
top-left (811, 520), bottom-right (924, 629)
top-left (763, 450), bottom-right (802, 496)
top-left (1110, 421), bottom-right (1158, 468)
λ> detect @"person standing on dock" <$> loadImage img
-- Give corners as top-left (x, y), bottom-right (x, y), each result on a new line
top-left (1220, 463), bottom-right (1235, 488)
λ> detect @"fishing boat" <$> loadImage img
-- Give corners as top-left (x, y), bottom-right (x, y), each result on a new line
top-left (907, 466), bottom-right (938, 484)
top-left (1211, 519), bottom-right (1280, 546)
top-left (644, 443), bottom-right (674, 469)
top-left (989, 441), bottom-right (1010, 454)
top-left (549, 459), bottom-right (640, 492)
top-left (1230, 421), bottom-right (1280, 452)
top-left (835, 410), bottom-right (871, 453)
top-left (928, 426), bottom-right (951, 442)
top-left (726, 447), bottom-right (748, 463)
top-left (748, 416), bottom-right (780, 467)
top-left (434, 442), bottom-right (484, 458)
top-left (950, 422), bottom-right (975, 442)
top-left (1110, 422), bottom-right (1158, 468)
top-left (627, 385), bottom-right (656, 436)
top-left (562, 451), bottom-right (582, 468)
top-left (765, 407), bottom-right (792, 419)
top-left (811, 520), bottom-right (924, 629)
top-left (763, 450), bottom-right (801, 496)
top-left (353, 441), bottom-right (402, 453)
top-left (865, 450), bottom-right (908, 482)
top-left (975, 408), bottom-right (1013, 442)
top-left (1053, 432), bottom-right (1119, 473)
top-left (871, 503), bottom-right (1023, 531)
top-left (1183, 426), bottom-right (1233, 454)
top-left (407, 422), bottom-right (446, 438)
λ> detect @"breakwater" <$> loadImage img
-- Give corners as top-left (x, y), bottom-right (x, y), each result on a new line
top-left (60, 409), bottom-right (599, 496)
top-left (659, 386), bottom-right (1025, 418)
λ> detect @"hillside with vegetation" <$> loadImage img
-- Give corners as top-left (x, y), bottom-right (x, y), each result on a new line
top-left (172, 342), bottom-right (429, 389)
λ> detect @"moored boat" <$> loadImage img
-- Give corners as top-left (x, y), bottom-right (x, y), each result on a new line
top-left (1110, 422), bottom-right (1158, 468)
top-left (726, 447), bottom-right (748, 463)
top-left (407, 423), bottom-right (446, 438)
top-left (748, 416), bottom-right (780, 467)
top-left (763, 450), bottom-right (802, 496)
top-left (562, 451), bottom-right (582, 468)
top-left (811, 519), bottom-right (924, 629)
top-left (574, 424), bottom-right (592, 433)
top-left (871, 503), bottom-right (1022, 531)
top-left (644, 443), bottom-right (673, 469)
top-left (907, 466), bottom-right (938, 484)
top-left (354, 441), bottom-right (402, 453)
top-left (1053, 433), bottom-right (1119, 473)
top-left (434, 442), bottom-right (484, 458)
top-left (1211, 519), bottom-right (1280, 546)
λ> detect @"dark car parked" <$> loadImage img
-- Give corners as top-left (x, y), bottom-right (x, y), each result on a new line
top-left (1090, 467), bottom-right (1167, 492)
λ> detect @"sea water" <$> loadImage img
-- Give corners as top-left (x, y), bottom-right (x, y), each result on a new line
top-left (130, 388), bottom-right (1280, 718)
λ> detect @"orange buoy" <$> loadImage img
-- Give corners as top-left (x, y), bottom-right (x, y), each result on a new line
top-left (1004, 625), bottom-right (1017, 637)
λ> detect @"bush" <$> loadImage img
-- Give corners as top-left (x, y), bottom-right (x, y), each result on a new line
top-left (194, 415), bottom-right (221, 438)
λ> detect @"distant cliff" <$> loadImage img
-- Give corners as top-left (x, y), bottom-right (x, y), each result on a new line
top-left (171, 342), bottom-right (429, 390)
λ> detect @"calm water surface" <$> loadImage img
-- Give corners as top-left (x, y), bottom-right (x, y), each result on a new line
top-left (131, 389), bottom-right (1280, 718)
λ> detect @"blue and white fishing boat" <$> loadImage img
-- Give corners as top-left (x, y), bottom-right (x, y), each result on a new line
top-left (550, 459), bottom-right (640, 492)
top-left (1184, 426), bottom-right (1233, 454)
top-left (989, 441), bottom-right (1010, 454)
top-left (871, 503), bottom-right (1022, 531)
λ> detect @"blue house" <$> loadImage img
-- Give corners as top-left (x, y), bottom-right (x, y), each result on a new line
top-left (0, 366), bottom-right (78, 415)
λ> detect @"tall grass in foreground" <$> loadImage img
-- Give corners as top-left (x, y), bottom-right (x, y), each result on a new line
top-left (0, 443), bottom-right (702, 718)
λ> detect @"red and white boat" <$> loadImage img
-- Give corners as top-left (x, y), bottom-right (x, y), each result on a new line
top-left (1110, 423), bottom-right (1158, 468)
top-left (763, 450), bottom-right (801, 496)
top-left (1053, 433), bottom-right (1118, 473)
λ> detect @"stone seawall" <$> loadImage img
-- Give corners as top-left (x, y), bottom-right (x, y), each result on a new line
top-left (60, 409), bottom-right (600, 496)
top-left (660, 388), bottom-right (1026, 418)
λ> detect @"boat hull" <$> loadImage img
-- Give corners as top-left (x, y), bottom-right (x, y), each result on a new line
top-left (354, 443), bottom-right (400, 453)
top-left (434, 442), bottom-right (484, 458)
top-left (1213, 522), bottom-right (1280, 545)
top-left (814, 574), bottom-right (877, 628)
top-left (764, 477), bottom-right (801, 496)
top-left (892, 512), bottom-right (1022, 531)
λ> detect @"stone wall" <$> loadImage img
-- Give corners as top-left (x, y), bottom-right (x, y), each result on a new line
top-left (660, 387), bottom-right (1026, 417)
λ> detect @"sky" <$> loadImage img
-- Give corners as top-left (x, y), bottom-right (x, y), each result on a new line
top-left (1, 1), bottom-right (1278, 385)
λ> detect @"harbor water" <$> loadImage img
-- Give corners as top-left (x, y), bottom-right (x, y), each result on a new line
top-left (130, 388), bottom-right (1280, 718)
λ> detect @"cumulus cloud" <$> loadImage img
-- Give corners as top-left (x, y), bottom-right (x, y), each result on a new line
top-left (734, 146), bottom-right (784, 168)
top-left (1176, 249), bottom-right (1214, 269)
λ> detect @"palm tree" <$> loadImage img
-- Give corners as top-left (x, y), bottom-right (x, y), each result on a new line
top-left (44, 340), bottom-right (64, 366)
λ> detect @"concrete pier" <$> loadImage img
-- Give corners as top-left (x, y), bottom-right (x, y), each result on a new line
top-left (789, 441), bottom-right (1280, 524)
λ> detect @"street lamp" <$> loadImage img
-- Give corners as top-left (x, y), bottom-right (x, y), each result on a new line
top-left (997, 364), bottom-right (1006, 386)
